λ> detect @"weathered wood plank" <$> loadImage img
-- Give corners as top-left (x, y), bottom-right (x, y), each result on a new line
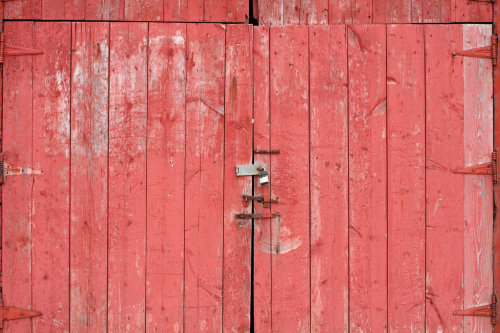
top-left (299, 0), bottom-right (328, 24)
top-left (184, 23), bottom-right (225, 332)
top-left (204, 0), bottom-right (248, 22)
top-left (2, 21), bottom-right (35, 333)
top-left (309, 24), bottom-right (348, 333)
top-left (425, 24), bottom-right (464, 332)
top-left (423, 0), bottom-right (451, 22)
top-left (4, 0), bottom-right (41, 20)
top-left (347, 24), bottom-right (387, 332)
top-left (329, 0), bottom-right (372, 23)
top-left (125, 0), bottom-right (162, 21)
top-left (164, 0), bottom-right (203, 21)
top-left (373, 0), bottom-right (412, 23)
top-left (462, 24), bottom-right (494, 333)
top-left (454, 0), bottom-right (492, 23)
top-left (146, 22), bottom-right (186, 332)
top-left (270, 25), bottom-right (310, 332)
top-left (223, 24), bottom-right (253, 332)
top-left (387, 24), bottom-right (426, 333)
top-left (252, 25), bottom-right (272, 333)
top-left (32, 21), bottom-right (71, 332)
top-left (70, 21), bottom-right (109, 333)
top-left (108, 22), bottom-right (148, 332)
top-left (42, 0), bottom-right (85, 19)
top-left (85, 0), bottom-right (123, 20)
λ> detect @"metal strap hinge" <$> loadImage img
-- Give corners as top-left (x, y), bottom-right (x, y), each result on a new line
top-left (453, 295), bottom-right (497, 325)
top-left (235, 213), bottom-right (279, 219)
top-left (453, 151), bottom-right (497, 184)
top-left (468, 0), bottom-right (494, 3)
top-left (0, 299), bottom-right (42, 328)
top-left (0, 153), bottom-right (43, 184)
top-left (0, 33), bottom-right (43, 64)
top-left (453, 35), bottom-right (498, 66)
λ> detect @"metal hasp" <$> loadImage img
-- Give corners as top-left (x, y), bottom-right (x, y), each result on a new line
top-left (0, 299), bottom-right (42, 328)
top-left (235, 213), bottom-right (279, 219)
top-left (235, 163), bottom-right (267, 176)
top-left (242, 194), bottom-right (279, 207)
top-left (0, 33), bottom-right (43, 64)
top-left (0, 153), bottom-right (43, 184)
top-left (452, 34), bottom-right (498, 66)
top-left (453, 295), bottom-right (497, 325)
top-left (453, 151), bottom-right (498, 184)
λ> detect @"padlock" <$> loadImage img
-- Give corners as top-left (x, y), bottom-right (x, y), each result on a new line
top-left (258, 169), bottom-right (269, 185)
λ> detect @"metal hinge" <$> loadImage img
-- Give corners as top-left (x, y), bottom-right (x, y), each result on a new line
top-left (0, 299), bottom-right (42, 328)
top-left (0, 33), bottom-right (43, 64)
top-left (453, 35), bottom-right (498, 66)
top-left (253, 150), bottom-right (280, 154)
top-left (468, 0), bottom-right (494, 3)
top-left (453, 151), bottom-right (497, 184)
top-left (235, 213), bottom-right (279, 219)
top-left (242, 194), bottom-right (279, 208)
top-left (453, 294), bottom-right (497, 325)
top-left (0, 153), bottom-right (43, 184)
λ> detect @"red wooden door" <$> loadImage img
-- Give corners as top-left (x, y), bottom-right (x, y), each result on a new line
top-left (0, 22), bottom-right (495, 333)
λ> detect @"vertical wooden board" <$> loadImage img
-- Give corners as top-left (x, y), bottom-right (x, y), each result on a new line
top-left (42, 0), bottom-right (85, 19)
top-left (125, 0), bottom-right (162, 21)
top-left (347, 24), bottom-right (387, 333)
top-left (423, 0), bottom-right (451, 22)
top-left (269, 25), bottom-right (309, 332)
top-left (387, 24), bottom-right (426, 333)
top-left (108, 22), bottom-right (147, 333)
top-left (309, 25), bottom-right (348, 333)
top-left (2, 21), bottom-right (35, 333)
top-left (413, 0), bottom-right (424, 22)
top-left (223, 24), bottom-right (253, 332)
top-left (31, 21), bottom-right (71, 332)
top-left (257, 0), bottom-right (300, 25)
top-left (329, 0), bottom-right (372, 23)
top-left (85, 0), bottom-right (124, 20)
top-left (425, 24), bottom-right (464, 332)
top-left (454, 0), bottom-right (492, 23)
top-left (4, 0), bottom-right (41, 19)
top-left (299, 0), bottom-right (328, 24)
top-left (462, 24), bottom-right (494, 333)
top-left (373, 0), bottom-right (412, 23)
top-left (252, 25), bottom-right (272, 333)
top-left (146, 22), bottom-right (186, 332)
top-left (184, 23), bottom-right (225, 333)
top-left (204, 0), bottom-right (248, 22)
top-left (70, 22), bottom-right (109, 333)
top-left (164, 0), bottom-right (204, 22)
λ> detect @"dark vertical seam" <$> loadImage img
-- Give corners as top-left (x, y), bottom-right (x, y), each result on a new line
top-left (221, 23), bottom-right (227, 330)
top-left (144, 21), bottom-right (149, 333)
top-left (31, 21), bottom-right (35, 331)
top-left (68, 21), bottom-right (73, 333)
top-left (106, 20), bottom-right (111, 333)
top-left (250, 24), bottom-right (255, 333)
top-left (423, 24), bottom-right (428, 331)
top-left (307, 24), bottom-right (312, 332)
top-left (182, 22), bottom-right (188, 333)
top-left (268, 26), bottom-right (273, 333)
top-left (385, 23), bottom-right (389, 333)
top-left (346, 23), bottom-right (350, 333)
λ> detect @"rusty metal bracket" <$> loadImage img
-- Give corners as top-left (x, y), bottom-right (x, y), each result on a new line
top-left (0, 299), bottom-right (42, 328)
top-left (0, 33), bottom-right (43, 64)
top-left (0, 153), bottom-right (43, 184)
top-left (453, 35), bottom-right (498, 66)
top-left (468, 0), bottom-right (494, 3)
top-left (254, 150), bottom-right (280, 154)
top-left (235, 213), bottom-right (279, 219)
top-left (242, 194), bottom-right (279, 207)
top-left (453, 151), bottom-right (498, 184)
top-left (453, 295), bottom-right (497, 325)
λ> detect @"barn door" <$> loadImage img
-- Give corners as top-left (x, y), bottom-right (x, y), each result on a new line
top-left (251, 24), bottom-right (494, 332)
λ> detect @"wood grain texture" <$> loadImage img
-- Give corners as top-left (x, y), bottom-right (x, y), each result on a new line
top-left (85, 0), bottom-right (124, 20)
top-left (309, 25), bottom-right (348, 333)
top-left (347, 24), bottom-right (387, 333)
top-left (204, 0), bottom-right (248, 22)
top-left (387, 24), bottom-right (426, 333)
top-left (299, 0), bottom-right (328, 24)
top-left (423, 0), bottom-right (451, 22)
top-left (184, 23), bottom-right (225, 332)
top-left (252, 25), bottom-right (273, 333)
top-left (4, 0), bottom-right (41, 20)
top-left (373, 0), bottom-right (412, 23)
top-left (425, 24), bottom-right (464, 332)
top-left (108, 22), bottom-right (148, 332)
top-left (31, 21), bottom-right (71, 333)
top-left (2, 21), bottom-right (35, 333)
top-left (70, 21), bottom-right (109, 333)
top-left (223, 24), bottom-right (253, 332)
top-left (164, 0), bottom-right (203, 21)
top-left (42, 0), bottom-right (85, 19)
top-left (454, 0), bottom-right (492, 23)
top-left (462, 24), bottom-right (493, 333)
top-left (125, 0), bottom-right (162, 21)
top-left (146, 22), bottom-right (186, 332)
top-left (269, 25), bottom-right (310, 332)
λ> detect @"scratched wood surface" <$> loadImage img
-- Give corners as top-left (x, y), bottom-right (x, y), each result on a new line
top-left (184, 23), bottom-right (225, 332)
top-left (462, 24), bottom-right (494, 333)
top-left (31, 21), bottom-right (72, 332)
top-left (348, 24), bottom-right (387, 333)
top-left (269, 25), bottom-right (310, 332)
top-left (252, 25), bottom-right (273, 333)
top-left (387, 24), bottom-right (426, 332)
top-left (425, 24), bottom-right (465, 332)
top-left (4, 0), bottom-right (248, 21)
top-left (146, 22), bottom-right (186, 332)
top-left (223, 24), bottom-right (253, 333)
top-left (70, 21), bottom-right (109, 332)
top-left (2, 21), bottom-right (35, 333)
top-left (309, 25), bottom-right (348, 333)
top-left (108, 22), bottom-right (148, 332)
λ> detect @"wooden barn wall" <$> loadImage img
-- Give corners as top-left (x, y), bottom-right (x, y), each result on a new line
top-left (1, 22), bottom-right (494, 332)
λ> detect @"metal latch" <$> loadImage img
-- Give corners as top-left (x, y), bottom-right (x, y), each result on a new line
top-left (0, 153), bottom-right (43, 184)
top-left (453, 151), bottom-right (497, 184)
top-left (453, 295), bottom-right (497, 325)
top-left (0, 299), bottom-right (42, 328)
top-left (236, 163), bottom-right (267, 176)
top-left (453, 34), bottom-right (498, 66)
